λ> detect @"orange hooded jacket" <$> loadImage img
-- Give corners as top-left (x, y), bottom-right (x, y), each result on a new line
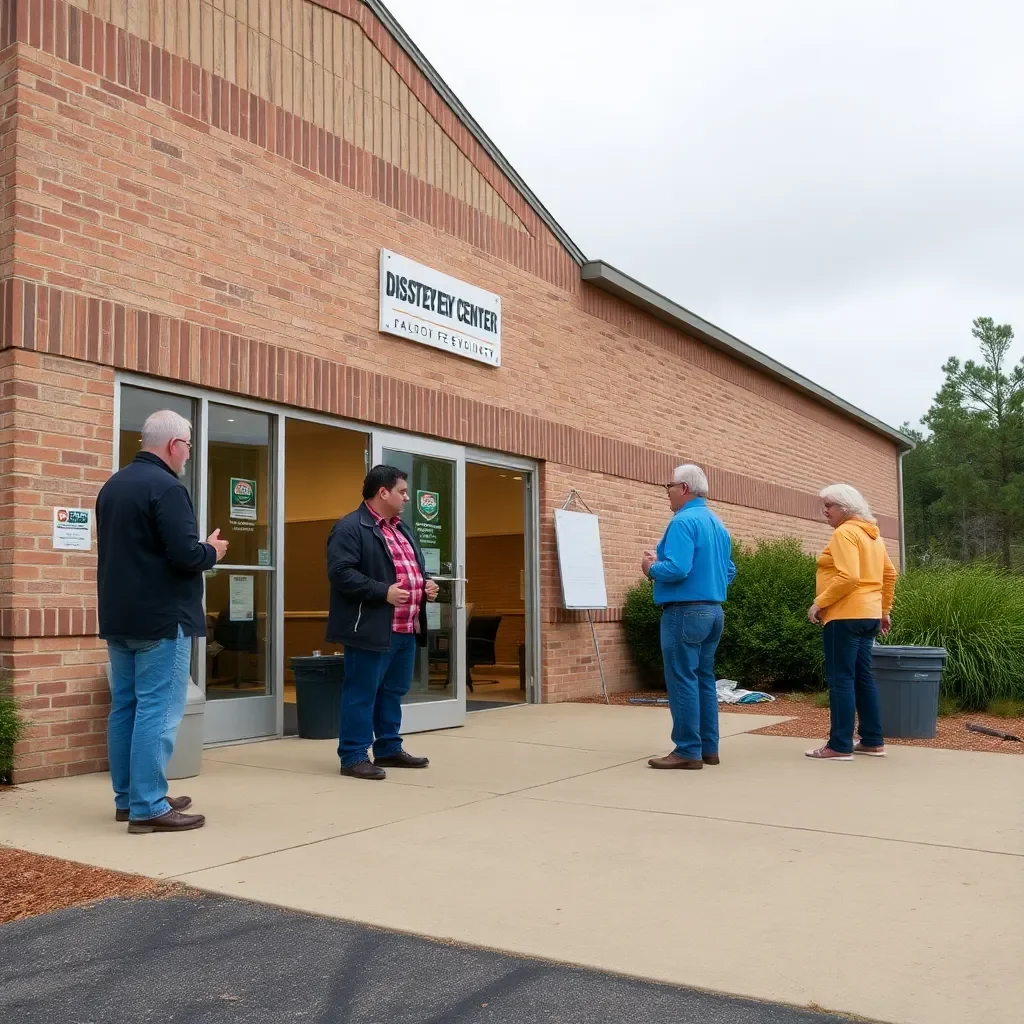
top-left (815, 519), bottom-right (897, 624)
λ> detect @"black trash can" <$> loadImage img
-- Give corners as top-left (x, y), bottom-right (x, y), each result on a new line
top-left (290, 654), bottom-right (345, 740)
top-left (871, 645), bottom-right (947, 739)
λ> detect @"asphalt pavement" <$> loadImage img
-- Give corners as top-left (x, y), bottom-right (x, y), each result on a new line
top-left (0, 892), bottom-right (865, 1023)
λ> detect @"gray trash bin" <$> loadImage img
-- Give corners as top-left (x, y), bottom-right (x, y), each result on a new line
top-left (167, 680), bottom-right (206, 780)
top-left (291, 654), bottom-right (345, 740)
top-left (871, 645), bottom-right (947, 739)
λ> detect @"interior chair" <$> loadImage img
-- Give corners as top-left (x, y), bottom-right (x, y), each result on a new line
top-left (466, 615), bottom-right (502, 692)
top-left (211, 609), bottom-right (259, 688)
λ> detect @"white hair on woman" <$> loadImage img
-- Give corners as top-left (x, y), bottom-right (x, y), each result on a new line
top-left (141, 409), bottom-right (191, 449)
top-left (673, 463), bottom-right (709, 497)
top-left (819, 483), bottom-right (876, 523)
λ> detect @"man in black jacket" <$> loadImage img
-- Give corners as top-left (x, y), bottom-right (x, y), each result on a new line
top-left (97, 409), bottom-right (228, 833)
top-left (327, 465), bottom-right (439, 780)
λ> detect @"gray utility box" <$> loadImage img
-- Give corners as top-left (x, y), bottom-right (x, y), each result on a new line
top-left (105, 665), bottom-right (206, 780)
top-left (167, 680), bottom-right (206, 780)
top-left (871, 645), bottom-right (947, 739)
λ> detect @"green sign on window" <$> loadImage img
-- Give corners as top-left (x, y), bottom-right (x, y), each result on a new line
top-left (229, 477), bottom-right (257, 521)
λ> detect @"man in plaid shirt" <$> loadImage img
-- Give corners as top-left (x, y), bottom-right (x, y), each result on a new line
top-left (326, 465), bottom-right (439, 780)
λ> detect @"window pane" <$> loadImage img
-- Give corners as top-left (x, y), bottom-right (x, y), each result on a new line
top-left (204, 569), bottom-right (272, 700)
top-left (118, 385), bottom-right (196, 499)
top-left (383, 449), bottom-right (457, 705)
top-left (207, 405), bottom-right (272, 565)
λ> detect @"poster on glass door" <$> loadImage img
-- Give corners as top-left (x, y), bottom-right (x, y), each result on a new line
top-left (229, 477), bottom-right (258, 521)
top-left (229, 575), bottom-right (255, 622)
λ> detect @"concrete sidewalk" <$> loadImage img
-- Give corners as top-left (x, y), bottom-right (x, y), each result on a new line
top-left (3, 704), bottom-right (1022, 1024)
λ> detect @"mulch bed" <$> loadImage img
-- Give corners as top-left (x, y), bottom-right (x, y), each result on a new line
top-left (0, 846), bottom-right (176, 924)
top-left (576, 692), bottom-right (1024, 754)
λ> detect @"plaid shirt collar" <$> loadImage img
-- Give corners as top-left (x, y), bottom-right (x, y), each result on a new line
top-left (365, 502), bottom-right (402, 530)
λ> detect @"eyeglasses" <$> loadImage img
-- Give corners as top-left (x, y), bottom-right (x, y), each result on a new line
top-left (663, 482), bottom-right (686, 492)
top-left (171, 438), bottom-right (192, 451)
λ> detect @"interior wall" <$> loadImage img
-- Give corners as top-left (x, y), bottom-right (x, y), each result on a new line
top-left (465, 463), bottom-right (526, 667)
top-left (466, 534), bottom-right (524, 665)
top-left (284, 419), bottom-right (368, 675)
top-left (466, 463), bottom-right (524, 537)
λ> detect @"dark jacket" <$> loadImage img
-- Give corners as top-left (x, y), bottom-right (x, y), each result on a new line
top-left (96, 452), bottom-right (216, 641)
top-left (326, 504), bottom-right (428, 652)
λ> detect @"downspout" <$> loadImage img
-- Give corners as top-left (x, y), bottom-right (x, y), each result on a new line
top-left (897, 450), bottom-right (907, 572)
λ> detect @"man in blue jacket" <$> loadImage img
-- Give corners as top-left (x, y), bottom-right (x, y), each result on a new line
top-left (643, 464), bottom-right (736, 770)
top-left (97, 409), bottom-right (228, 832)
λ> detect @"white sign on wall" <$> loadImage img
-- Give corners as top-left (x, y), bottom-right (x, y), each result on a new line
top-left (379, 249), bottom-right (501, 367)
top-left (52, 507), bottom-right (92, 551)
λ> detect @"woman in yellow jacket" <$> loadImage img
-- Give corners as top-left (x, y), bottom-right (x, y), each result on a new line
top-left (806, 484), bottom-right (897, 761)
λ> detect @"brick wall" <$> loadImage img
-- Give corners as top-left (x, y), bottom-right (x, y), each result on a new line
top-left (0, 347), bottom-right (113, 781)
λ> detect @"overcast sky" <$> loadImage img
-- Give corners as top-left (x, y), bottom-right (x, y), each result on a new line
top-left (383, 0), bottom-right (1024, 432)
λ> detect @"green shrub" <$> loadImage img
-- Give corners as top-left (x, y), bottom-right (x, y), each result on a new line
top-left (716, 539), bottom-right (823, 691)
top-left (813, 690), bottom-right (831, 709)
top-left (938, 696), bottom-right (963, 718)
top-left (0, 673), bottom-right (24, 785)
top-left (623, 578), bottom-right (665, 688)
top-left (987, 698), bottom-right (1024, 719)
top-left (621, 539), bottom-right (1024, 712)
top-left (622, 538), bottom-right (823, 691)
top-left (879, 565), bottom-right (1024, 710)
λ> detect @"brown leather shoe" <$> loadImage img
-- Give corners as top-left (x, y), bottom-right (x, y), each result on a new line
top-left (340, 759), bottom-right (386, 781)
top-left (115, 795), bottom-right (192, 823)
top-left (703, 755), bottom-right (721, 766)
top-left (648, 753), bottom-right (703, 770)
top-left (374, 751), bottom-right (429, 769)
top-left (127, 808), bottom-right (206, 834)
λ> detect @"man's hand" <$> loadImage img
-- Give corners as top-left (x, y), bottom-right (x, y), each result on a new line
top-left (387, 584), bottom-right (411, 607)
top-left (807, 603), bottom-right (822, 625)
top-left (424, 579), bottom-right (440, 602)
top-left (880, 614), bottom-right (891, 635)
top-left (207, 528), bottom-right (229, 563)
top-left (642, 550), bottom-right (657, 577)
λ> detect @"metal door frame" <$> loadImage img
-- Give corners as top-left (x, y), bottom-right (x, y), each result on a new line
top-left (372, 429), bottom-right (467, 733)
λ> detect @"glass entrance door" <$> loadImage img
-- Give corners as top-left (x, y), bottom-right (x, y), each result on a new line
top-left (372, 432), bottom-right (466, 733)
top-left (203, 404), bottom-right (279, 743)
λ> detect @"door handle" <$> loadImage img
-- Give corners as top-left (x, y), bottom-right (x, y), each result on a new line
top-left (427, 572), bottom-right (466, 610)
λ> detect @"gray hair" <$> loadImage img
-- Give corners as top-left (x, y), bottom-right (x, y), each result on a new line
top-left (673, 464), bottom-right (709, 497)
top-left (141, 409), bottom-right (191, 449)
top-left (819, 483), bottom-right (876, 523)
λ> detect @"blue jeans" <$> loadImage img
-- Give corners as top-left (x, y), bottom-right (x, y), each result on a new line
top-left (823, 618), bottom-right (884, 754)
top-left (660, 603), bottom-right (724, 761)
top-left (106, 625), bottom-right (192, 821)
top-left (339, 633), bottom-right (417, 767)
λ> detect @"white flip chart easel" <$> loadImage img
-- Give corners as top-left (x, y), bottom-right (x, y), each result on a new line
top-left (553, 491), bottom-right (610, 704)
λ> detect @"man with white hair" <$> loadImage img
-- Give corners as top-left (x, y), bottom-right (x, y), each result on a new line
top-left (642, 464), bottom-right (736, 770)
top-left (96, 409), bottom-right (228, 833)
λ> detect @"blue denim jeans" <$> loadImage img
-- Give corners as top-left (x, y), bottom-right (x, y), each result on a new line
top-left (339, 632), bottom-right (417, 767)
top-left (660, 603), bottom-right (725, 761)
top-left (823, 618), bottom-right (884, 754)
top-left (106, 625), bottom-right (192, 821)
